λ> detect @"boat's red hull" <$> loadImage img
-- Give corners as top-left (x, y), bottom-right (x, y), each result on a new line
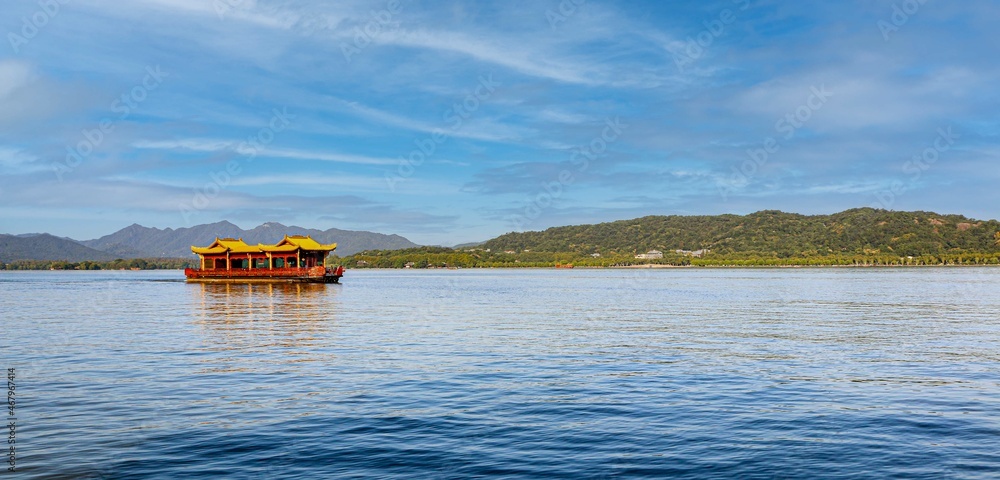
top-left (184, 266), bottom-right (343, 283)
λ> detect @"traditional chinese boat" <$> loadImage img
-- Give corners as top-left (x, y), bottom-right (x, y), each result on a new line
top-left (184, 235), bottom-right (345, 283)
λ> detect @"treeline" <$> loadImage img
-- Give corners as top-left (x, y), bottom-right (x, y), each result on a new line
top-left (329, 247), bottom-right (592, 269)
top-left (691, 254), bottom-right (1000, 267)
top-left (481, 208), bottom-right (1000, 258)
top-left (0, 258), bottom-right (194, 270)
top-left (331, 248), bottom-right (1000, 269)
top-left (331, 208), bottom-right (1000, 269)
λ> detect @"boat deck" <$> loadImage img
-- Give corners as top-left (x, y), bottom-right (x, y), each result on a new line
top-left (184, 266), bottom-right (342, 283)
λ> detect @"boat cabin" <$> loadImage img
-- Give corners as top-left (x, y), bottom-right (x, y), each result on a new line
top-left (191, 235), bottom-right (337, 271)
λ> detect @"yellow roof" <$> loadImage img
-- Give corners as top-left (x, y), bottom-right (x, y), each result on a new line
top-left (191, 238), bottom-right (256, 254)
top-left (257, 244), bottom-right (299, 253)
top-left (191, 235), bottom-right (337, 255)
top-left (275, 235), bottom-right (337, 252)
top-left (191, 246), bottom-right (227, 255)
top-left (217, 238), bottom-right (260, 253)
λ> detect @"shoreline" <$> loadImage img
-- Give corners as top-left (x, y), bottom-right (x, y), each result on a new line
top-left (3, 263), bottom-right (999, 272)
top-left (350, 263), bottom-right (1000, 270)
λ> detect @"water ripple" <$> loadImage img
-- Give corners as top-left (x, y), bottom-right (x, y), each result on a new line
top-left (2, 269), bottom-right (999, 478)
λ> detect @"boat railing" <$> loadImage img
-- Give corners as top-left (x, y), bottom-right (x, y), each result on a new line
top-left (184, 266), bottom-right (328, 277)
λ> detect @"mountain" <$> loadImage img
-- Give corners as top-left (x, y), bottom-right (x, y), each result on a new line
top-left (481, 208), bottom-right (1000, 258)
top-left (80, 221), bottom-right (419, 258)
top-left (10, 209), bottom-right (999, 264)
top-left (0, 234), bottom-right (118, 262)
top-left (453, 241), bottom-right (485, 249)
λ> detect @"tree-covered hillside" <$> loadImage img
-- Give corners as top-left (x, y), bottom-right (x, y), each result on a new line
top-left (481, 209), bottom-right (1000, 258)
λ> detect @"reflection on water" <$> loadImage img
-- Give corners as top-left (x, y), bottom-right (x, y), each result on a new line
top-left (192, 282), bottom-right (340, 356)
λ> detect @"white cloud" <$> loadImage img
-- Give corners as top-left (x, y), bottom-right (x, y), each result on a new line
top-left (379, 29), bottom-right (601, 85)
top-left (535, 109), bottom-right (592, 124)
top-left (258, 147), bottom-right (398, 166)
top-left (133, 138), bottom-right (398, 165)
top-left (0, 61), bottom-right (33, 100)
top-left (231, 173), bottom-right (384, 188)
top-left (0, 147), bottom-right (39, 173)
top-left (133, 138), bottom-right (236, 151)
top-left (327, 97), bottom-right (530, 143)
top-left (80, 0), bottom-right (298, 29)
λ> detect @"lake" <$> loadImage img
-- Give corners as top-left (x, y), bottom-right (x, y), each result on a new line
top-left (3, 268), bottom-right (999, 478)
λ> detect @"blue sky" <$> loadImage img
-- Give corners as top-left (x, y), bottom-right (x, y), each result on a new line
top-left (1, 0), bottom-right (998, 245)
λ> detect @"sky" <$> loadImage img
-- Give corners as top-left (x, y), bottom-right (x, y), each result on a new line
top-left (0, 0), bottom-right (998, 245)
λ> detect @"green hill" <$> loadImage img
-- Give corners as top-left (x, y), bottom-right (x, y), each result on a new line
top-left (480, 209), bottom-right (1000, 258)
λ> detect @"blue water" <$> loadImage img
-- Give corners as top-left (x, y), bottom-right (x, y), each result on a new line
top-left (3, 268), bottom-right (999, 478)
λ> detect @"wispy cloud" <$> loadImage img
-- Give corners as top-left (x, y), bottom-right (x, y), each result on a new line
top-left (380, 29), bottom-right (602, 85)
top-left (134, 138), bottom-right (398, 165)
top-left (2, 0), bottom-right (999, 241)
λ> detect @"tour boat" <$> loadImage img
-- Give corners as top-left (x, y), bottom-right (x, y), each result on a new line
top-left (184, 235), bottom-right (344, 283)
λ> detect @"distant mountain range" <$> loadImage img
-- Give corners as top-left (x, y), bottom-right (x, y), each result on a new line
top-left (0, 234), bottom-right (119, 262)
top-left (0, 222), bottom-right (419, 262)
top-left (8, 209), bottom-right (1000, 264)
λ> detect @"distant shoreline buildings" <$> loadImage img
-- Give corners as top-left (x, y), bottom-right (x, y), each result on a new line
top-left (635, 249), bottom-right (710, 259)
